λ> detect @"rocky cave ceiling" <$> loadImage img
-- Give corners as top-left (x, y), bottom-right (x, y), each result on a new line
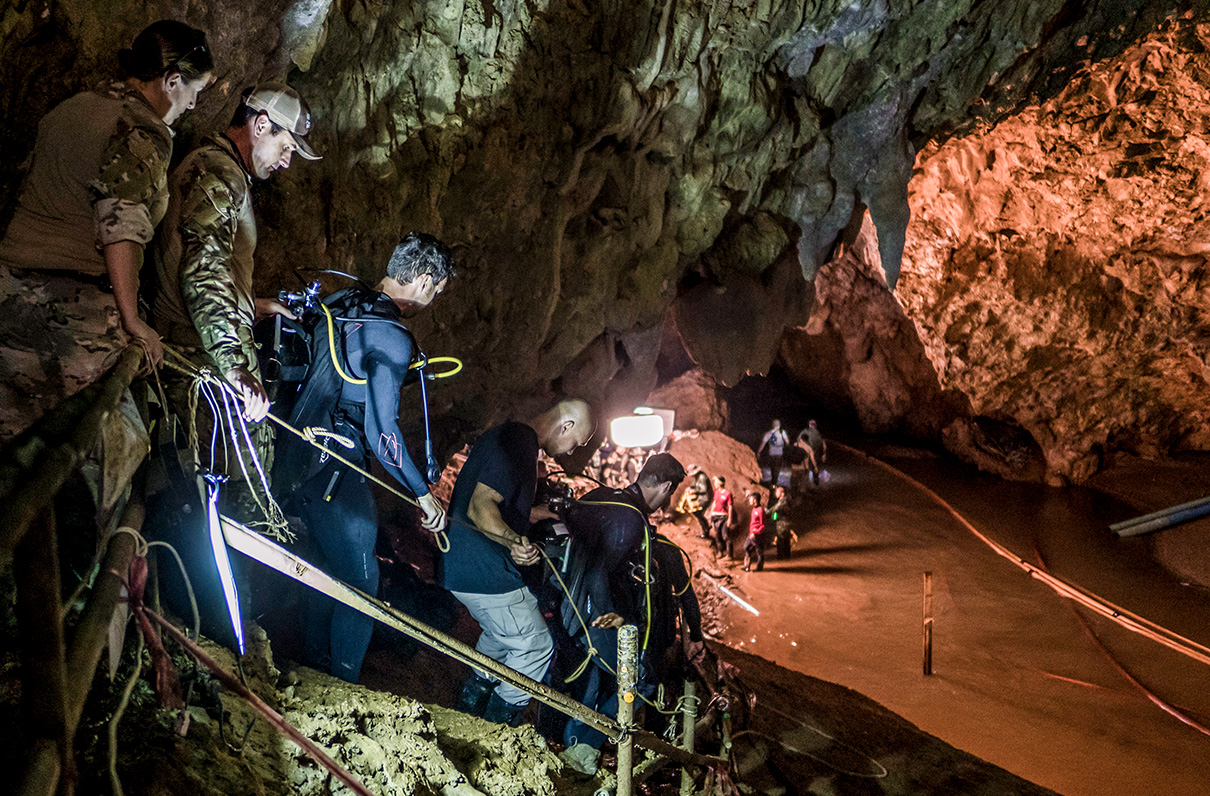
top-left (2, 0), bottom-right (1207, 484)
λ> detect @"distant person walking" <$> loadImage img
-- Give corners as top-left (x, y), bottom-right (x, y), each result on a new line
top-left (676, 464), bottom-right (714, 539)
top-left (743, 491), bottom-right (767, 572)
top-left (709, 476), bottom-right (734, 558)
top-left (769, 485), bottom-right (795, 559)
top-left (756, 419), bottom-right (790, 485)
top-left (796, 419), bottom-right (828, 489)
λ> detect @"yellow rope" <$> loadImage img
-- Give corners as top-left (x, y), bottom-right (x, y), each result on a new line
top-left (320, 301), bottom-right (463, 382)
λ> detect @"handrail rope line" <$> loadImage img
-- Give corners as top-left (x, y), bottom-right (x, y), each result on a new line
top-left (164, 346), bottom-right (687, 717)
top-left (853, 445), bottom-right (1210, 669)
top-left (1031, 543), bottom-right (1210, 738)
top-left (161, 345), bottom-right (450, 552)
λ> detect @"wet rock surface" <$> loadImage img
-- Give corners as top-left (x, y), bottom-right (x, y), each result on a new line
top-left (647, 369), bottom-right (731, 433)
top-left (0, 0), bottom-right (1193, 444)
top-left (900, 15), bottom-right (1210, 484)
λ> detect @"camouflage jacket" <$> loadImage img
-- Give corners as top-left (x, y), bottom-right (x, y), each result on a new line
top-left (0, 81), bottom-right (173, 275)
top-left (153, 134), bottom-right (260, 378)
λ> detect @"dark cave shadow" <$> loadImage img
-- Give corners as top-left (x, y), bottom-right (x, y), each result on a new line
top-left (756, 563), bottom-right (865, 576)
top-left (783, 541), bottom-right (896, 557)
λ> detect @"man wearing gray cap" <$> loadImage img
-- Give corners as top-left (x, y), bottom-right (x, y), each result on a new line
top-left (151, 84), bottom-right (319, 542)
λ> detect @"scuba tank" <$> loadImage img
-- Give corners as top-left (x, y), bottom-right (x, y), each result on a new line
top-left (257, 274), bottom-right (447, 494)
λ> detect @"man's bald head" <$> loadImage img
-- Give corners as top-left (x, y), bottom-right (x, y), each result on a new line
top-left (533, 398), bottom-right (594, 457)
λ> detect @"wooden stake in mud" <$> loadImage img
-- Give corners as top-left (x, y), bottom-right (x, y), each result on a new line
top-left (679, 680), bottom-right (697, 796)
top-left (923, 571), bottom-right (934, 676)
top-left (616, 625), bottom-right (638, 796)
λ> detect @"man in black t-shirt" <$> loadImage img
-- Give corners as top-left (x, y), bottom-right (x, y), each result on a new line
top-left (440, 399), bottom-right (594, 726)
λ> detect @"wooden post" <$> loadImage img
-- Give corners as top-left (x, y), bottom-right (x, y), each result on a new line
top-left (14, 507), bottom-right (72, 796)
top-left (679, 680), bottom-right (697, 796)
top-left (922, 571), bottom-right (934, 676)
top-left (616, 625), bottom-right (638, 796)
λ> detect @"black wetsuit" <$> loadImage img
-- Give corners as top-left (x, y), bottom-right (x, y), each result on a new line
top-left (559, 484), bottom-right (651, 749)
top-left (283, 289), bottom-right (429, 683)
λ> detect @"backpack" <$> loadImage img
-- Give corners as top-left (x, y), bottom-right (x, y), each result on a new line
top-left (267, 287), bottom-right (421, 496)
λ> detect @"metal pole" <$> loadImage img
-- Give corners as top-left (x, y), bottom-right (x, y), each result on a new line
top-left (1111, 495), bottom-right (1210, 537)
top-left (922, 571), bottom-right (933, 676)
top-left (679, 680), bottom-right (697, 796)
top-left (616, 625), bottom-right (638, 796)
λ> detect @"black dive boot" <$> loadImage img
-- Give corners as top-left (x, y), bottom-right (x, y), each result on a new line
top-left (482, 692), bottom-right (525, 727)
top-left (455, 674), bottom-right (494, 717)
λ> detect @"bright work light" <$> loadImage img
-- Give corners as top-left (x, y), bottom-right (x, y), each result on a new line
top-left (610, 407), bottom-right (665, 447)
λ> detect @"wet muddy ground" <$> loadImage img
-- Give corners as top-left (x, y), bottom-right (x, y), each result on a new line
top-left (9, 430), bottom-right (1205, 795)
top-left (672, 438), bottom-right (1210, 796)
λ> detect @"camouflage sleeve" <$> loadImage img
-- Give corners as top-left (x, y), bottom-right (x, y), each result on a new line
top-left (177, 165), bottom-right (251, 375)
top-left (90, 125), bottom-right (171, 247)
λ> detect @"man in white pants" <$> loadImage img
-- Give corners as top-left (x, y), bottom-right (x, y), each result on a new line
top-left (439, 399), bottom-right (594, 725)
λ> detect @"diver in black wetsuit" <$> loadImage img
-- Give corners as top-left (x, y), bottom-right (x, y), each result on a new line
top-left (556, 453), bottom-right (687, 776)
top-left (276, 232), bottom-right (455, 683)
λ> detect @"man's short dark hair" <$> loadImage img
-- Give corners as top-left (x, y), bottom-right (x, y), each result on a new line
top-left (387, 232), bottom-right (456, 285)
top-left (638, 453), bottom-right (686, 489)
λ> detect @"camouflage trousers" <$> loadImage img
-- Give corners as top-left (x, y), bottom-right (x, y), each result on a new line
top-left (0, 266), bottom-right (127, 444)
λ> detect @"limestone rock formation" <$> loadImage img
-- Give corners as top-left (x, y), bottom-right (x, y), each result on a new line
top-left (647, 367), bottom-right (730, 432)
top-left (778, 212), bottom-right (968, 439)
top-left (900, 16), bottom-right (1210, 484)
top-left (1, 0), bottom-right (1191, 450)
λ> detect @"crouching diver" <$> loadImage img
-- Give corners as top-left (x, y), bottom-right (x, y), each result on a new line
top-left (274, 232), bottom-right (454, 683)
top-left (556, 453), bottom-right (687, 776)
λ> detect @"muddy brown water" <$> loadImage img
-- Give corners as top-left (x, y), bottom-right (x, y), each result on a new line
top-left (688, 444), bottom-right (1210, 796)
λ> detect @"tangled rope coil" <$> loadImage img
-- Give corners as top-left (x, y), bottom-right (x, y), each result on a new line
top-left (160, 344), bottom-right (450, 552)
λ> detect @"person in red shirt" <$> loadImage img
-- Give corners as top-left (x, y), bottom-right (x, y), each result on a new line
top-left (743, 491), bottom-right (767, 571)
top-left (709, 476), bottom-right (734, 558)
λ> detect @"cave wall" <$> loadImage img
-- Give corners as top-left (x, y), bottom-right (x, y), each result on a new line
top-left (899, 14), bottom-right (1210, 484)
top-left (0, 0), bottom-right (1195, 454)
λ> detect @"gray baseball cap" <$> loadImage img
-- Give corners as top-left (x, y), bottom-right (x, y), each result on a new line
top-left (244, 84), bottom-right (320, 160)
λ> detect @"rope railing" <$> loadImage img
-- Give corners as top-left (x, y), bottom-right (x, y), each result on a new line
top-left (7, 345), bottom-right (721, 796)
top-left (0, 346), bottom-right (145, 559)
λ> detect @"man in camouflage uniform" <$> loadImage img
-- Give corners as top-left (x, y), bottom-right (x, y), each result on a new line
top-left (152, 84), bottom-right (319, 528)
top-left (0, 81), bottom-right (178, 443)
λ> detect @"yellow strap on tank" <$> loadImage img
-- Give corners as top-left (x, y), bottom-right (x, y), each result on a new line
top-left (576, 499), bottom-right (654, 653)
top-left (321, 301), bottom-right (463, 382)
top-left (320, 301), bottom-right (366, 385)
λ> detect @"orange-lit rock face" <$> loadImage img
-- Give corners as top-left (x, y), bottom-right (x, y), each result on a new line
top-left (899, 20), bottom-right (1210, 484)
top-left (0, 0), bottom-right (1195, 466)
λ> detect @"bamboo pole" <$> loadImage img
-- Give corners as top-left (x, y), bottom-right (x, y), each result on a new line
top-left (679, 680), bottom-right (697, 796)
top-left (922, 571), bottom-right (933, 676)
top-left (616, 625), bottom-right (638, 796)
top-left (0, 348), bottom-right (143, 558)
top-left (16, 739), bottom-right (60, 796)
top-left (65, 497), bottom-right (144, 729)
top-left (14, 507), bottom-right (72, 796)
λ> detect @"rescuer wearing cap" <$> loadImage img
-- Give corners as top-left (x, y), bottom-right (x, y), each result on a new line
top-left (148, 85), bottom-right (320, 633)
top-left (153, 83), bottom-right (320, 428)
